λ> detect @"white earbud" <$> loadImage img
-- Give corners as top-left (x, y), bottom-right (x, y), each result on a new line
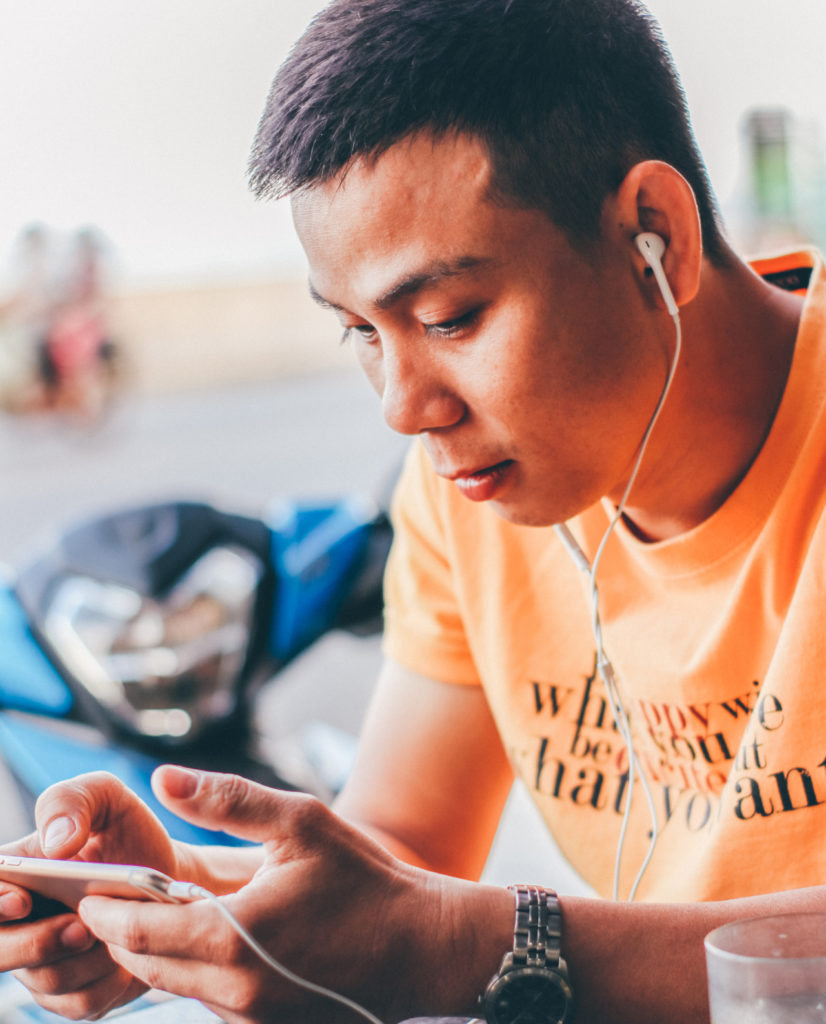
top-left (634, 231), bottom-right (666, 263)
top-left (634, 232), bottom-right (679, 317)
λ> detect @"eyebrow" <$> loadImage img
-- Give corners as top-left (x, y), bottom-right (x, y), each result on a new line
top-left (308, 255), bottom-right (496, 315)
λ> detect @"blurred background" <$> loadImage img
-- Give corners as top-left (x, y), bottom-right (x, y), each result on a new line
top-left (1, 0), bottom-right (825, 398)
top-left (0, 0), bottom-right (824, 886)
top-left (2, 0), bottom-right (825, 401)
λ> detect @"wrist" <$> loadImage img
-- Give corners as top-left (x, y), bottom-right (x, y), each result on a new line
top-left (468, 884), bottom-right (523, 1015)
top-left (479, 885), bottom-right (575, 1024)
top-left (411, 876), bottom-right (515, 1017)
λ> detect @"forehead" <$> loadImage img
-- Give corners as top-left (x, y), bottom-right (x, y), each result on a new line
top-left (292, 132), bottom-right (493, 239)
top-left (291, 132), bottom-right (565, 308)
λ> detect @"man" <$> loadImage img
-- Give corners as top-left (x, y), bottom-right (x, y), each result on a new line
top-left (0, 1), bottom-right (823, 1021)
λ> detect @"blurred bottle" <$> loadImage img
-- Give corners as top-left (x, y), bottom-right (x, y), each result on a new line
top-left (731, 106), bottom-right (826, 255)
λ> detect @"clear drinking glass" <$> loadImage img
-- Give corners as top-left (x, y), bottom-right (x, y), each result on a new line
top-left (705, 913), bottom-right (826, 1023)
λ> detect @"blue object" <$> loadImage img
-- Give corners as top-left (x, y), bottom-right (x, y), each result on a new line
top-left (267, 496), bottom-right (375, 661)
top-left (0, 713), bottom-right (250, 847)
top-left (0, 584), bottom-right (73, 715)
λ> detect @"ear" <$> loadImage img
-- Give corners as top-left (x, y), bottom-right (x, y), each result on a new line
top-left (606, 160), bottom-right (702, 311)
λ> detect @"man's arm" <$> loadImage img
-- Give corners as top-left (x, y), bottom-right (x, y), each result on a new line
top-left (7, 760), bottom-right (825, 1022)
top-left (334, 657), bottom-right (516, 879)
top-left (333, 658), bottom-right (826, 1023)
top-left (7, 661), bottom-right (824, 1022)
top-left (560, 887), bottom-right (826, 1024)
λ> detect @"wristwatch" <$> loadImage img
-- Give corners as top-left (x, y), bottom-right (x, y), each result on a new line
top-left (480, 884), bottom-right (575, 1024)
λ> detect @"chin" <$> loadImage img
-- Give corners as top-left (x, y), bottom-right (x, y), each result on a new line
top-left (489, 482), bottom-right (599, 527)
top-left (489, 500), bottom-right (561, 529)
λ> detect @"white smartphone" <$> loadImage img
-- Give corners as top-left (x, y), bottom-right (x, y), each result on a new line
top-left (0, 854), bottom-right (201, 916)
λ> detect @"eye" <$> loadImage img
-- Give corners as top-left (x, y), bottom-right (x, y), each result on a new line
top-left (340, 323), bottom-right (378, 345)
top-left (423, 308), bottom-right (482, 338)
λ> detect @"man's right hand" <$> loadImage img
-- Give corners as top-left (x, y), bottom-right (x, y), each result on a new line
top-left (0, 771), bottom-right (196, 1020)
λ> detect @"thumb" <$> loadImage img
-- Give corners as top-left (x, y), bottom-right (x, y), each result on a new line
top-left (151, 765), bottom-right (296, 845)
top-left (34, 770), bottom-right (135, 858)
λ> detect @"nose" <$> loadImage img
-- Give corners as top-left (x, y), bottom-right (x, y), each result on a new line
top-left (377, 342), bottom-right (465, 436)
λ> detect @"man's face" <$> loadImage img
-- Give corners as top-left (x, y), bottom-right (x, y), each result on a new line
top-left (292, 132), bottom-right (668, 527)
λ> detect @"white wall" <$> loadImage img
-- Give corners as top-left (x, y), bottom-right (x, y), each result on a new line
top-left (1, 0), bottom-right (316, 286)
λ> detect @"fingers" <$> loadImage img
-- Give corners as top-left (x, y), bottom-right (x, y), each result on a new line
top-left (152, 765), bottom-right (309, 845)
top-left (16, 935), bottom-right (111, 995)
top-left (0, 777), bottom-right (157, 926)
top-left (0, 910), bottom-right (146, 1020)
top-left (78, 895), bottom-right (253, 1007)
top-left (79, 894), bottom-right (218, 961)
top-left (33, 771), bottom-right (130, 858)
top-left (33, 771), bottom-right (170, 867)
top-left (0, 884), bottom-right (33, 922)
top-left (16, 961), bottom-right (147, 1022)
top-left (0, 829), bottom-right (45, 858)
top-left (0, 913), bottom-right (95, 972)
top-left (0, 831), bottom-right (48, 921)
top-left (79, 893), bottom-right (313, 1023)
top-left (0, 772), bottom-right (187, 1023)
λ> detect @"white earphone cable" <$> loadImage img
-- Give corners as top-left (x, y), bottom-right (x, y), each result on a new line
top-left (159, 248), bottom-right (680, 1024)
top-left (168, 883), bottom-right (387, 1024)
top-left (554, 301), bottom-right (682, 901)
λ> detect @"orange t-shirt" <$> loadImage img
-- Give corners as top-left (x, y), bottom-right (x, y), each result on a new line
top-left (384, 250), bottom-right (826, 902)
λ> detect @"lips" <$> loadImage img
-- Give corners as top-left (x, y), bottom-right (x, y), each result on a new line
top-left (448, 459), bottom-right (515, 502)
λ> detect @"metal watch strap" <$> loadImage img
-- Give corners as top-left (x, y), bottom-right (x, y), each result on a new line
top-left (508, 884), bottom-right (564, 971)
top-left (476, 883), bottom-right (573, 1024)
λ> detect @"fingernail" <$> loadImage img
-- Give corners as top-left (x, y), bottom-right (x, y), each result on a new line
top-left (0, 892), bottom-right (27, 919)
top-left (60, 920), bottom-right (92, 950)
top-left (42, 816), bottom-right (76, 853)
top-left (162, 766), bottom-right (199, 799)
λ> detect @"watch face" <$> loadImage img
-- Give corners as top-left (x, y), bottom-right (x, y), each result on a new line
top-left (485, 966), bottom-right (573, 1024)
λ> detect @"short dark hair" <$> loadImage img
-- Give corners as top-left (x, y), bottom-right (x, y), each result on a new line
top-left (249, 0), bottom-right (728, 262)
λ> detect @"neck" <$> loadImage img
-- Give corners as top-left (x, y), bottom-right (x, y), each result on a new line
top-left (617, 249), bottom-right (805, 542)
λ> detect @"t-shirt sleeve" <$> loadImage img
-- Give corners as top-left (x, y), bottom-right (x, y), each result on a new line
top-left (382, 441), bottom-right (480, 685)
